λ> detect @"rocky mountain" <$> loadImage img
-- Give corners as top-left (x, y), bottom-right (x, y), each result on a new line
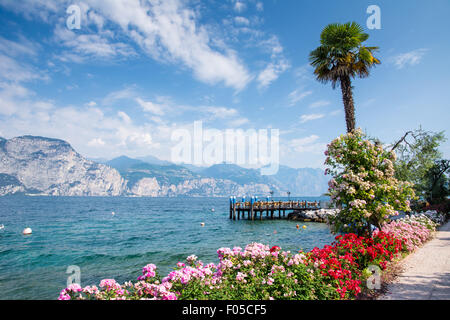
top-left (0, 136), bottom-right (127, 196)
top-left (107, 158), bottom-right (278, 197)
top-left (199, 164), bottom-right (329, 197)
top-left (0, 135), bottom-right (329, 197)
top-left (0, 173), bottom-right (27, 195)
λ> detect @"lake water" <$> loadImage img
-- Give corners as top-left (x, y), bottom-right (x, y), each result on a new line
top-left (0, 196), bottom-right (335, 300)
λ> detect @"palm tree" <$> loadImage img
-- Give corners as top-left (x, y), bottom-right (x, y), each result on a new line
top-left (309, 22), bottom-right (380, 133)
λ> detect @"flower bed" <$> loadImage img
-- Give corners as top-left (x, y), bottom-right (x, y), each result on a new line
top-left (59, 230), bottom-right (414, 300)
top-left (59, 213), bottom-right (441, 301)
top-left (306, 231), bottom-right (403, 299)
top-left (377, 213), bottom-right (438, 252)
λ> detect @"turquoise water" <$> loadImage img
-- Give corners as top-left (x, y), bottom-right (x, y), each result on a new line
top-left (0, 196), bottom-right (335, 300)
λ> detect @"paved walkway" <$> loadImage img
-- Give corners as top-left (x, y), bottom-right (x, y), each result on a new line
top-left (379, 221), bottom-right (450, 300)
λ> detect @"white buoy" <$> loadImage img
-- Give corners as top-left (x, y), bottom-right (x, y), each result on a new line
top-left (22, 227), bottom-right (32, 235)
top-left (0, 224), bottom-right (4, 230)
top-left (211, 208), bottom-right (215, 212)
top-left (111, 211), bottom-right (115, 216)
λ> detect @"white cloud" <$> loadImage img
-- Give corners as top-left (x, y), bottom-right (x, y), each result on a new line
top-left (309, 100), bottom-right (330, 108)
top-left (289, 135), bottom-right (326, 154)
top-left (0, 88), bottom-right (165, 158)
top-left (117, 111), bottom-right (131, 124)
top-left (256, 35), bottom-right (290, 89)
top-left (0, 83), bottom-right (32, 115)
top-left (200, 106), bottom-right (239, 119)
top-left (288, 89), bottom-right (312, 106)
top-left (54, 26), bottom-right (136, 60)
top-left (0, 0), bottom-right (59, 22)
top-left (0, 54), bottom-right (44, 83)
top-left (136, 98), bottom-right (166, 116)
top-left (391, 49), bottom-right (428, 69)
top-left (0, 37), bottom-right (47, 83)
top-left (257, 59), bottom-right (290, 88)
top-left (86, 101), bottom-right (97, 107)
top-left (0, 36), bottom-right (40, 57)
top-left (256, 2), bottom-right (264, 11)
top-left (229, 117), bottom-right (249, 127)
top-left (88, 0), bottom-right (251, 90)
top-left (234, 16), bottom-right (250, 26)
top-left (1, 0), bottom-right (252, 91)
top-left (329, 109), bottom-right (341, 116)
top-left (259, 35), bottom-right (284, 56)
top-left (234, 1), bottom-right (246, 12)
top-left (102, 87), bottom-right (137, 105)
top-left (87, 138), bottom-right (105, 147)
top-left (293, 64), bottom-right (314, 81)
top-left (300, 113), bottom-right (325, 123)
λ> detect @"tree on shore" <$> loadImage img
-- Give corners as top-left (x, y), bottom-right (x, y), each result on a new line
top-left (390, 128), bottom-right (447, 201)
top-left (309, 22), bottom-right (380, 133)
top-left (427, 160), bottom-right (450, 201)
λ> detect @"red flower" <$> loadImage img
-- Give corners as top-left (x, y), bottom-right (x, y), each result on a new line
top-left (270, 246), bottom-right (280, 253)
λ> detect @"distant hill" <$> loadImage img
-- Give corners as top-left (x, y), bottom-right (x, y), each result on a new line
top-left (0, 135), bottom-right (329, 197)
top-left (180, 163), bottom-right (207, 173)
top-left (108, 159), bottom-right (201, 190)
top-left (200, 163), bottom-right (273, 185)
top-left (106, 156), bottom-right (146, 172)
top-left (135, 155), bottom-right (172, 166)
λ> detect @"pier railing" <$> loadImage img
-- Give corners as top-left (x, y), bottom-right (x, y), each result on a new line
top-left (229, 200), bottom-right (321, 221)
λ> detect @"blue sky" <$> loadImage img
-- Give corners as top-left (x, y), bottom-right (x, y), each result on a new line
top-left (0, 0), bottom-right (449, 169)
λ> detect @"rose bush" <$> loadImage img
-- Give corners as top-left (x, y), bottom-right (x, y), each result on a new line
top-left (324, 128), bottom-right (416, 235)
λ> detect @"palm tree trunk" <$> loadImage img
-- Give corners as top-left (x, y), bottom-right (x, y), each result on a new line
top-left (339, 75), bottom-right (356, 133)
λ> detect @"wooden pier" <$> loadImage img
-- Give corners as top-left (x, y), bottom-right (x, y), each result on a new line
top-left (229, 199), bottom-right (321, 221)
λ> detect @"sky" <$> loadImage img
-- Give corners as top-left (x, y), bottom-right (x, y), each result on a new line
top-left (0, 0), bottom-right (449, 170)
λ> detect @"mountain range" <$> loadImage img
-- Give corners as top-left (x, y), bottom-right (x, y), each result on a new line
top-left (0, 136), bottom-right (329, 197)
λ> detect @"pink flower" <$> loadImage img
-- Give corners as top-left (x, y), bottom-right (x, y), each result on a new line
top-left (236, 272), bottom-right (247, 282)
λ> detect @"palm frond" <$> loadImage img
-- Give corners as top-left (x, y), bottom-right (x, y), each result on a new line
top-left (309, 22), bottom-right (381, 85)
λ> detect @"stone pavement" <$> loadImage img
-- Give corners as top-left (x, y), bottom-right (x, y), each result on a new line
top-left (379, 221), bottom-right (450, 300)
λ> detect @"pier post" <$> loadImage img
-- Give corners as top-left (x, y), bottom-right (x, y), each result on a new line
top-left (251, 202), bottom-right (254, 221)
top-left (237, 203), bottom-right (240, 220)
top-left (231, 196), bottom-right (236, 220)
top-left (270, 200), bottom-right (273, 220)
